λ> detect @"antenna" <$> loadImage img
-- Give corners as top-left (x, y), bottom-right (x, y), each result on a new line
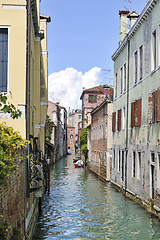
top-left (101, 69), bottom-right (113, 85)
top-left (124, 0), bottom-right (132, 11)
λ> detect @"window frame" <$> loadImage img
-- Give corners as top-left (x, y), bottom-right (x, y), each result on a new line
top-left (151, 29), bottom-right (157, 71)
top-left (0, 26), bottom-right (10, 94)
top-left (139, 45), bottom-right (143, 81)
top-left (134, 50), bottom-right (138, 84)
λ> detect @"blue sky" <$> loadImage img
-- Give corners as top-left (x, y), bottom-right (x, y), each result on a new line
top-left (40, 0), bottom-right (147, 109)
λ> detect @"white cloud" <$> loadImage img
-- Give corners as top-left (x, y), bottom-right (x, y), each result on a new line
top-left (48, 67), bottom-right (102, 110)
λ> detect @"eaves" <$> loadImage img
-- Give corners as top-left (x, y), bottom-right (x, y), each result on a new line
top-left (91, 99), bottom-right (112, 115)
top-left (112, 0), bottom-right (157, 61)
top-left (31, 0), bottom-right (39, 35)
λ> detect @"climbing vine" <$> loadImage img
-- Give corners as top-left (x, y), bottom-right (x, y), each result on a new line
top-left (0, 93), bottom-right (22, 119)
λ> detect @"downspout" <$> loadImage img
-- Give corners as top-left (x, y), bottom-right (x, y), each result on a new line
top-left (125, 37), bottom-right (130, 192)
top-left (25, 0), bottom-right (31, 238)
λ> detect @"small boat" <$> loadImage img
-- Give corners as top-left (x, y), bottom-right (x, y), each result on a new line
top-left (73, 156), bottom-right (81, 162)
top-left (75, 160), bottom-right (84, 168)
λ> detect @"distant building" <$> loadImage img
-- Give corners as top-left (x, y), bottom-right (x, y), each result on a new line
top-left (112, 0), bottom-right (160, 217)
top-left (88, 99), bottom-right (113, 180)
top-left (68, 109), bottom-right (82, 143)
top-left (59, 105), bottom-right (67, 158)
top-left (80, 85), bottom-right (113, 129)
top-left (47, 101), bottom-right (67, 161)
top-left (67, 125), bottom-right (75, 154)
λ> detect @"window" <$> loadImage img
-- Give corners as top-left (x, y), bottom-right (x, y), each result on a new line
top-left (131, 99), bottom-right (142, 128)
top-left (105, 121), bottom-right (107, 138)
top-left (148, 88), bottom-right (160, 124)
top-left (133, 151), bottom-right (136, 177)
top-left (151, 152), bottom-right (155, 162)
top-left (158, 153), bottom-right (160, 188)
top-left (117, 109), bottom-right (122, 131)
top-left (112, 112), bottom-right (116, 132)
top-left (139, 46), bottom-right (143, 80)
top-left (0, 28), bottom-right (8, 92)
top-left (115, 73), bottom-right (117, 98)
top-left (88, 95), bottom-right (97, 103)
top-left (118, 150), bottom-right (121, 172)
top-left (134, 51), bottom-right (138, 83)
top-left (124, 63), bottom-right (126, 92)
top-left (152, 30), bottom-right (156, 70)
top-left (113, 149), bottom-right (115, 168)
top-left (137, 152), bottom-right (141, 179)
top-left (120, 67), bottom-right (123, 94)
top-left (79, 115), bottom-right (81, 119)
top-left (122, 106), bottom-right (126, 130)
top-left (70, 134), bottom-right (73, 139)
top-left (122, 151), bottom-right (125, 181)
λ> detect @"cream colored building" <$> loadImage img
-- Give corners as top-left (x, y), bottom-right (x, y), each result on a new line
top-left (0, 0), bottom-right (50, 154)
top-left (0, 1), bottom-right (51, 238)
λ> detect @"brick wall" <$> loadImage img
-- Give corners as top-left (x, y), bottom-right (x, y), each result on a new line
top-left (0, 159), bottom-right (25, 239)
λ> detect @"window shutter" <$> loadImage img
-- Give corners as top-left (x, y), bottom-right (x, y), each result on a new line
top-left (148, 93), bottom-right (154, 124)
top-left (152, 91), bottom-right (156, 123)
top-left (117, 109), bottom-right (122, 131)
top-left (157, 88), bottom-right (160, 122)
top-left (136, 99), bottom-right (142, 127)
top-left (131, 102), bottom-right (135, 128)
top-left (112, 112), bottom-right (116, 132)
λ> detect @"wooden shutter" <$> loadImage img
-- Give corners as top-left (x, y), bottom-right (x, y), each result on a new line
top-left (152, 91), bottom-right (156, 123)
top-left (157, 88), bottom-right (160, 122)
top-left (117, 109), bottom-right (122, 131)
top-left (136, 99), bottom-right (142, 127)
top-left (148, 93), bottom-right (154, 124)
top-left (131, 102), bottom-right (135, 128)
top-left (112, 112), bottom-right (116, 132)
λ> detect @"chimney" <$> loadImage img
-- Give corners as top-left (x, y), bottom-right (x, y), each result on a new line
top-left (127, 11), bottom-right (139, 29)
top-left (119, 10), bottom-right (130, 45)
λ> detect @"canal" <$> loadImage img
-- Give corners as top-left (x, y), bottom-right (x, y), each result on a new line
top-left (32, 155), bottom-right (160, 240)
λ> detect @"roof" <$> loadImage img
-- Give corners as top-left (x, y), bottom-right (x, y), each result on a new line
top-left (40, 14), bottom-right (51, 23)
top-left (112, 0), bottom-right (157, 61)
top-left (91, 98), bottom-right (112, 115)
top-left (80, 84), bottom-right (110, 99)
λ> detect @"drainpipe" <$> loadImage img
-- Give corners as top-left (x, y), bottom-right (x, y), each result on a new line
top-left (125, 38), bottom-right (130, 192)
top-left (25, 0), bottom-right (31, 238)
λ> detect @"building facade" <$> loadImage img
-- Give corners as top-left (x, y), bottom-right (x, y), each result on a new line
top-left (68, 109), bottom-right (82, 143)
top-left (67, 125), bottom-right (75, 154)
top-left (59, 106), bottom-right (67, 158)
top-left (112, 0), bottom-right (160, 216)
top-left (88, 99), bottom-right (113, 180)
top-left (80, 85), bottom-right (113, 129)
top-left (0, 1), bottom-right (50, 238)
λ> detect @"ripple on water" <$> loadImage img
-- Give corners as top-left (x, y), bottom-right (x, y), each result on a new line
top-left (32, 156), bottom-right (160, 240)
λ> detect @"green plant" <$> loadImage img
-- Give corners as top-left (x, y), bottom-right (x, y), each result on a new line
top-left (0, 215), bottom-right (10, 240)
top-left (80, 128), bottom-right (88, 159)
top-left (45, 115), bottom-right (54, 142)
top-left (0, 93), bottom-right (22, 119)
top-left (80, 128), bottom-right (87, 147)
top-left (0, 123), bottom-right (27, 182)
top-left (81, 144), bottom-right (88, 159)
top-left (10, 227), bottom-right (21, 240)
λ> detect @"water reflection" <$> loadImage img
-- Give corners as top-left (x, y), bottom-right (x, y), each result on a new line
top-left (32, 156), bottom-right (160, 240)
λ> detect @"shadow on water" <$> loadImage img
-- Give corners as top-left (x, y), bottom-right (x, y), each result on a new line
top-left (32, 156), bottom-right (160, 240)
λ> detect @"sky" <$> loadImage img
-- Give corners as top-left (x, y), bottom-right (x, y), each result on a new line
top-left (40, 0), bottom-right (147, 110)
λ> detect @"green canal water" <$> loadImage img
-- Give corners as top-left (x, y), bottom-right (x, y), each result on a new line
top-left (32, 155), bottom-right (160, 240)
